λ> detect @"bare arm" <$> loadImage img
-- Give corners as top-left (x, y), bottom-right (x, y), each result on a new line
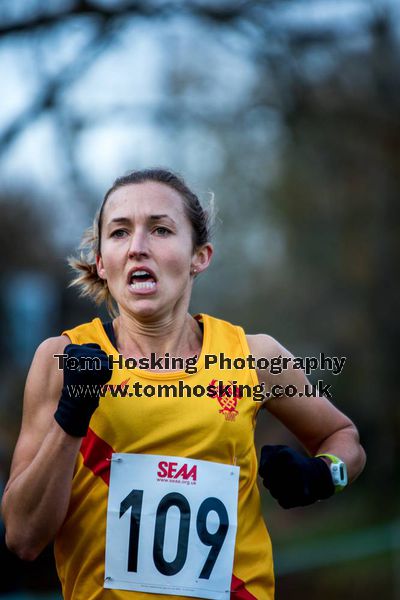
top-left (248, 334), bottom-right (366, 483)
top-left (1, 336), bottom-right (82, 561)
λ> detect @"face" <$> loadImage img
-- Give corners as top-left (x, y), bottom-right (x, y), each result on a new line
top-left (96, 181), bottom-right (212, 320)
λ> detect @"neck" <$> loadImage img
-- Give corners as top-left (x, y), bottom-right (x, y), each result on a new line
top-left (113, 311), bottom-right (202, 362)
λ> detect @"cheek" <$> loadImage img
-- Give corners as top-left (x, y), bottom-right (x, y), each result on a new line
top-left (163, 242), bottom-right (192, 274)
top-left (100, 245), bottom-right (124, 275)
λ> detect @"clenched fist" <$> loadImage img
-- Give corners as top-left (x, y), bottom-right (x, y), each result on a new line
top-left (54, 343), bottom-right (112, 437)
top-left (258, 445), bottom-right (334, 508)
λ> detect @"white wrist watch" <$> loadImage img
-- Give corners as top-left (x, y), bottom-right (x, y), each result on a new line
top-left (316, 453), bottom-right (348, 492)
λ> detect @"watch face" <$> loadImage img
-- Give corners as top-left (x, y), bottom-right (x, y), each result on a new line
top-left (331, 462), bottom-right (347, 487)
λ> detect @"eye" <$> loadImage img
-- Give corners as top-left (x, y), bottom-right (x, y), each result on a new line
top-left (110, 229), bottom-right (128, 238)
top-left (154, 226), bottom-right (171, 236)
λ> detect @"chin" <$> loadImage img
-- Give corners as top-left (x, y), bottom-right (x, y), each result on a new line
top-left (126, 300), bottom-right (161, 320)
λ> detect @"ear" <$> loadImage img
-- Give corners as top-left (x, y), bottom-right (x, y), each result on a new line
top-left (191, 243), bottom-right (213, 276)
top-left (96, 254), bottom-right (107, 280)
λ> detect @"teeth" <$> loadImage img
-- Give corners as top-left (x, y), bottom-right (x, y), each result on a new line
top-left (133, 270), bottom-right (150, 276)
top-left (130, 281), bottom-right (156, 290)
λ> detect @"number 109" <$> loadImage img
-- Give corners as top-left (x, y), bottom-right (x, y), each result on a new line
top-left (120, 490), bottom-right (229, 579)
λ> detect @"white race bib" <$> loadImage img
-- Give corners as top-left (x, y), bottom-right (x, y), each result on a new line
top-left (104, 453), bottom-right (239, 599)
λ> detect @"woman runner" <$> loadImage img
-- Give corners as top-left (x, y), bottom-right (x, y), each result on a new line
top-left (2, 168), bottom-right (366, 600)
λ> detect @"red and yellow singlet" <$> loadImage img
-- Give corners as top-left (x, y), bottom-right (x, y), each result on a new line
top-left (54, 313), bottom-right (274, 600)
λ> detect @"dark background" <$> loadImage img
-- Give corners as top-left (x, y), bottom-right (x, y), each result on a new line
top-left (0, 1), bottom-right (399, 598)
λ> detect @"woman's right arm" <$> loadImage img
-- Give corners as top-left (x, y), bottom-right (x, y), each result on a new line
top-left (0, 335), bottom-right (82, 561)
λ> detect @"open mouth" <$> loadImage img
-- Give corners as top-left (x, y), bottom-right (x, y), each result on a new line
top-left (129, 269), bottom-right (157, 291)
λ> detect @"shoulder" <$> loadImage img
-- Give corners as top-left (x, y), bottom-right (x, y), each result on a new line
top-left (246, 333), bottom-right (288, 360)
top-left (26, 335), bottom-right (71, 393)
top-left (245, 333), bottom-right (297, 389)
top-left (32, 335), bottom-right (72, 368)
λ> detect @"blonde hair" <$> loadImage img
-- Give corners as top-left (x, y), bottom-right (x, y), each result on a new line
top-left (68, 214), bottom-right (119, 318)
top-left (68, 168), bottom-right (215, 317)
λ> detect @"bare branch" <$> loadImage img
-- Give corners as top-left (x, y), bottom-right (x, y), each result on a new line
top-left (0, 0), bottom-right (269, 37)
top-left (0, 18), bottom-right (117, 154)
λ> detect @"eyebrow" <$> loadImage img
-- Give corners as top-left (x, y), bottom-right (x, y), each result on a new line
top-left (106, 215), bottom-right (177, 228)
top-left (149, 214), bottom-right (174, 221)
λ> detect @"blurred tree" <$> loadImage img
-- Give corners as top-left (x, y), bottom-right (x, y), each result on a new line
top-left (256, 11), bottom-right (400, 515)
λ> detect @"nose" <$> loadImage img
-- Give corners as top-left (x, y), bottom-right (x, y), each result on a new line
top-left (128, 229), bottom-right (149, 258)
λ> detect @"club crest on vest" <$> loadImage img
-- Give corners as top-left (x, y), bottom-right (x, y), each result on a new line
top-left (209, 379), bottom-right (241, 421)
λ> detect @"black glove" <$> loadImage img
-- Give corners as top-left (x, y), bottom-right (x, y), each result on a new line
top-left (258, 445), bottom-right (335, 509)
top-left (54, 343), bottom-right (112, 437)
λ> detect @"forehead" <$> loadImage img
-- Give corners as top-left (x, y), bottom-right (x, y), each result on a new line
top-left (103, 181), bottom-right (186, 223)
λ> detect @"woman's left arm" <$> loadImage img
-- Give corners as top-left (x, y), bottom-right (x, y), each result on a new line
top-left (247, 334), bottom-right (366, 483)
